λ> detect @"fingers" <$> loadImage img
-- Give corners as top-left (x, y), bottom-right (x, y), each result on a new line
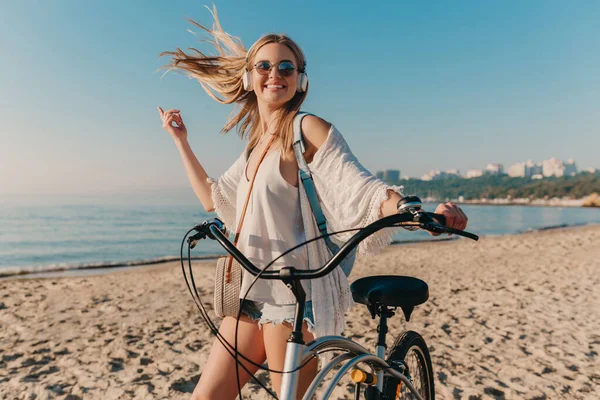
top-left (157, 107), bottom-right (180, 121)
top-left (444, 203), bottom-right (457, 229)
top-left (158, 107), bottom-right (185, 130)
top-left (165, 116), bottom-right (182, 129)
top-left (447, 202), bottom-right (467, 231)
top-left (174, 113), bottom-right (184, 126)
top-left (435, 202), bottom-right (468, 231)
top-left (456, 206), bottom-right (468, 230)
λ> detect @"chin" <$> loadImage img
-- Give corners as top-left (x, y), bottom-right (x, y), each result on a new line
top-left (259, 93), bottom-right (294, 108)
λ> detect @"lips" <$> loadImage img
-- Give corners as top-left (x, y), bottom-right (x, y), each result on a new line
top-left (264, 83), bottom-right (286, 90)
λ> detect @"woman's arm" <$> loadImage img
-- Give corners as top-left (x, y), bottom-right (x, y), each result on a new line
top-left (300, 115), bottom-right (330, 163)
top-left (301, 115), bottom-right (467, 231)
top-left (174, 139), bottom-right (214, 212)
top-left (301, 116), bottom-right (403, 218)
top-left (158, 107), bottom-right (214, 212)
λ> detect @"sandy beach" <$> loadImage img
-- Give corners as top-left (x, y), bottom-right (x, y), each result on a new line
top-left (1, 225), bottom-right (599, 399)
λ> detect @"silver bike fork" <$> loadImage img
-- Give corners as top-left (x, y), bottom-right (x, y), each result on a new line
top-left (279, 341), bottom-right (304, 400)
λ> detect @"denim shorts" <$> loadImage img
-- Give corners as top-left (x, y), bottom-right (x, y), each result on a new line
top-left (240, 300), bottom-right (315, 332)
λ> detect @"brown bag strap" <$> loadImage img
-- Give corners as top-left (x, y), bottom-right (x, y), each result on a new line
top-left (225, 134), bottom-right (277, 282)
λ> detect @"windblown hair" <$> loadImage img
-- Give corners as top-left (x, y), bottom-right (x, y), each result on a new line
top-left (159, 6), bottom-right (309, 159)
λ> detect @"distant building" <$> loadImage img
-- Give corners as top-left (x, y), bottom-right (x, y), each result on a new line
top-left (485, 163), bottom-right (504, 175)
top-left (466, 163), bottom-right (503, 178)
top-left (384, 170), bottom-right (401, 182)
top-left (509, 158), bottom-right (577, 178)
top-left (421, 170), bottom-right (435, 181)
top-left (564, 159), bottom-right (577, 176)
top-left (542, 158), bottom-right (578, 177)
top-left (421, 170), bottom-right (440, 181)
top-left (542, 158), bottom-right (563, 177)
top-left (466, 169), bottom-right (484, 179)
top-left (508, 160), bottom-right (542, 178)
top-left (376, 169), bottom-right (401, 183)
top-left (421, 169), bottom-right (460, 181)
top-left (508, 162), bottom-right (527, 178)
top-left (526, 160), bottom-right (543, 176)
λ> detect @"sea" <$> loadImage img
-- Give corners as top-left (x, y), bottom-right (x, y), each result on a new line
top-left (1, 195), bottom-right (599, 278)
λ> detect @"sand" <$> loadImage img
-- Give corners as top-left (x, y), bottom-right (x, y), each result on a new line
top-left (1, 225), bottom-right (599, 399)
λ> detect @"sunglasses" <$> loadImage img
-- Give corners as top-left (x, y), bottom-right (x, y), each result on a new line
top-left (252, 60), bottom-right (297, 77)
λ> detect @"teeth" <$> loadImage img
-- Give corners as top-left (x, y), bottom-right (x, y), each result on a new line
top-left (266, 85), bottom-right (284, 89)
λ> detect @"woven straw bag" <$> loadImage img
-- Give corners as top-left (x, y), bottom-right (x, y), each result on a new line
top-left (212, 135), bottom-right (276, 318)
top-left (213, 256), bottom-right (243, 318)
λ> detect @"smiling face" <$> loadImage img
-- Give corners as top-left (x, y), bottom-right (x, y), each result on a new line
top-left (250, 43), bottom-right (299, 109)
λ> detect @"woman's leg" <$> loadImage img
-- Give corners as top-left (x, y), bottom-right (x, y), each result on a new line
top-left (262, 321), bottom-right (319, 399)
top-left (191, 315), bottom-right (266, 400)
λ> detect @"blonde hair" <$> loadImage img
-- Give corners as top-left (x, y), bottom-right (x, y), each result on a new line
top-left (159, 6), bottom-right (309, 159)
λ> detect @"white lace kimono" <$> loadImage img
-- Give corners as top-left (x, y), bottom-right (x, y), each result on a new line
top-left (208, 125), bottom-right (404, 338)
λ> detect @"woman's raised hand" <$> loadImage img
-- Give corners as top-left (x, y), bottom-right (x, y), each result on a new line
top-left (158, 107), bottom-right (187, 142)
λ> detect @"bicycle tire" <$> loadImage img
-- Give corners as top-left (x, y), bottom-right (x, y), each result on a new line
top-left (381, 330), bottom-right (435, 400)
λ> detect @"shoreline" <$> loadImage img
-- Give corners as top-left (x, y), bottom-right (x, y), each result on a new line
top-left (2, 222), bottom-right (598, 281)
top-left (0, 255), bottom-right (223, 280)
top-left (457, 198), bottom-right (599, 208)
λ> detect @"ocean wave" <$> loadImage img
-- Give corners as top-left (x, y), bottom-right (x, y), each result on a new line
top-left (517, 221), bottom-right (592, 234)
top-left (0, 254), bottom-right (225, 278)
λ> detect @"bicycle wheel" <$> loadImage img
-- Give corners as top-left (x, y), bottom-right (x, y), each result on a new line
top-left (381, 330), bottom-right (435, 400)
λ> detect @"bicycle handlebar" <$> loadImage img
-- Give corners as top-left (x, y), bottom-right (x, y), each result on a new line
top-left (192, 210), bottom-right (478, 281)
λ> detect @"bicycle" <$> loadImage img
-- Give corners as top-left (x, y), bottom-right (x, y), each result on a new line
top-left (181, 197), bottom-right (478, 399)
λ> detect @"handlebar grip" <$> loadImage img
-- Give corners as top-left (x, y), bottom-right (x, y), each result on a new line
top-left (432, 213), bottom-right (446, 226)
top-left (421, 222), bottom-right (479, 241)
top-left (445, 227), bottom-right (479, 241)
top-left (188, 218), bottom-right (227, 249)
top-left (422, 213), bottom-right (478, 241)
top-left (429, 213), bottom-right (446, 226)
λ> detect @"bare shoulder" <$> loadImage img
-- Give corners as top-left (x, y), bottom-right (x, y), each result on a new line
top-left (301, 115), bottom-right (332, 158)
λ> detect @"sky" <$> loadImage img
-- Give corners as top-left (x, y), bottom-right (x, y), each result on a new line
top-left (1, 0), bottom-right (599, 200)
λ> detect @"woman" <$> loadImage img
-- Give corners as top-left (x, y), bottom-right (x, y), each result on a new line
top-left (158, 9), bottom-right (467, 400)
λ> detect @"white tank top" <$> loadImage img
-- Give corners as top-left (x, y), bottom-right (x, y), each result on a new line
top-left (235, 148), bottom-right (310, 304)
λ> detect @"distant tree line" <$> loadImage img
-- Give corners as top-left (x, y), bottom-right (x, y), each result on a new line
top-left (393, 172), bottom-right (600, 200)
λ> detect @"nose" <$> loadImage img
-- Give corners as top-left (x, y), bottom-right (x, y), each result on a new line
top-left (268, 65), bottom-right (282, 79)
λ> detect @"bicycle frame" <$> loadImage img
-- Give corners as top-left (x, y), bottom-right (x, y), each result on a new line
top-left (276, 281), bottom-right (424, 400)
top-left (278, 331), bottom-right (425, 400)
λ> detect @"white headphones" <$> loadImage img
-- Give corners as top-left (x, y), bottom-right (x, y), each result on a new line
top-left (243, 43), bottom-right (308, 93)
top-left (296, 71), bottom-right (309, 93)
top-left (242, 68), bottom-right (253, 91)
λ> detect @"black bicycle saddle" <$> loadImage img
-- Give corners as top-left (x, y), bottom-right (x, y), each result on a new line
top-left (350, 275), bottom-right (429, 309)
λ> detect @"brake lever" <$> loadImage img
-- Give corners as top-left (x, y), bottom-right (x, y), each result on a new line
top-left (188, 232), bottom-right (205, 249)
top-left (420, 222), bottom-right (479, 241)
top-left (419, 222), bottom-right (446, 235)
top-left (428, 212), bottom-right (446, 226)
top-left (189, 218), bottom-right (227, 249)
